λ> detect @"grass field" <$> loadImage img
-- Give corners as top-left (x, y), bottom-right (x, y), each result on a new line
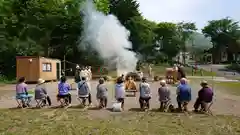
top-left (214, 81), bottom-right (240, 96)
top-left (0, 109), bottom-right (239, 135)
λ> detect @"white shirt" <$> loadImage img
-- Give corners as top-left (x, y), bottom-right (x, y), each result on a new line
top-left (80, 70), bottom-right (88, 78)
top-left (87, 69), bottom-right (92, 80)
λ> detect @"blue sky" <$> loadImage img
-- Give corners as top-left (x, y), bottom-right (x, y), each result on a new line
top-left (137, 0), bottom-right (239, 30)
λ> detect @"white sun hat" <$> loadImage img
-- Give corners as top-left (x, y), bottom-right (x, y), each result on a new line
top-left (160, 79), bottom-right (166, 85)
top-left (37, 78), bottom-right (45, 84)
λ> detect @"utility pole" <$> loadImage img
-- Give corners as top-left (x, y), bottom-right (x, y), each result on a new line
top-left (63, 54), bottom-right (66, 76)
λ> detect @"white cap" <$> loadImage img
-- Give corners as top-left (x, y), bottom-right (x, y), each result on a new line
top-left (160, 80), bottom-right (166, 85)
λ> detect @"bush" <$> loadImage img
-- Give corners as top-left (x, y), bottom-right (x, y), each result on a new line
top-left (0, 74), bottom-right (15, 84)
top-left (226, 64), bottom-right (240, 72)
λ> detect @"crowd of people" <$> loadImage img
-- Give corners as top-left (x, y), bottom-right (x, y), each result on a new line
top-left (15, 65), bottom-right (214, 113)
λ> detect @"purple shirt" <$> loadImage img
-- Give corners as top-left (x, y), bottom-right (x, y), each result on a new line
top-left (198, 87), bottom-right (213, 103)
top-left (58, 82), bottom-right (70, 95)
top-left (16, 83), bottom-right (28, 94)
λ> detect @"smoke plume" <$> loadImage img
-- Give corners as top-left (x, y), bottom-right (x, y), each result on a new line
top-left (80, 0), bottom-right (137, 76)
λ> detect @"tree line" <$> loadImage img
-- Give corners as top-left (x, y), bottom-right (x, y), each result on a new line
top-left (1, 0), bottom-right (240, 79)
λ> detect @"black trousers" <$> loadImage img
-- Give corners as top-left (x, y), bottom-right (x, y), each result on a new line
top-left (57, 93), bottom-right (72, 104)
top-left (88, 93), bottom-right (92, 104)
top-left (99, 97), bottom-right (108, 107)
top-left (42, 96), bottom-right (52, 106)
top-left (139, 97), bottom-right (151, 109)
top-left (194, 98), bottom-right (205, 111)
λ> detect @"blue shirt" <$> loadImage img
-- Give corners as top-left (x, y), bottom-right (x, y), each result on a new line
top-left (58, 82), bottom-right (70, 95)
top-left (177, 84), bottom-right (191, 102)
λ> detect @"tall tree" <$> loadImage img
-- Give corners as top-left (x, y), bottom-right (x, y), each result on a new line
top-left (109, 0), bottom-right (140, 25)
top-left (202, 18), bottom-right (240, 63)
top-left (177, 22), bottom-right (197, 64)
top-left (154, 22), bottom-right (181, 61)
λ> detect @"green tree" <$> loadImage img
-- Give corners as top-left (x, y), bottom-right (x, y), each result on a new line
top-left (109, 0), bottom-right (140, 25)
top-left (177, 22), bottom-right (197, 64)
top-left (154, 22), bottom-right (181, 61)
top-left (0, 0), bottom-right (110, 78)
top-left (202, 18), bottom-right (240, 63)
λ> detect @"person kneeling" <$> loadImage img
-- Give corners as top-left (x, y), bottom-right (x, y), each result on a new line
top-left (139, 77), bottom-right (151, 111)
top-left (194, 81), bottom-right (213, 112)
top-left (57, 76), bottom-right (72, 107)
top-left (158, 80), bottom-right (171, 112)
top-left (96, 78), bottom-right (108, 108)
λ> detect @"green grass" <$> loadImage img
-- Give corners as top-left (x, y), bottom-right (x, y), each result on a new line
top-left (214, 81), bottom-right (240, 96)
top-left (0, 109), bottom-right (239, 135)
top-left (152, 64), bottom-right (216, 76)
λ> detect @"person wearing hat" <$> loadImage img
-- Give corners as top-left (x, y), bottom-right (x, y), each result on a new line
top-left (193, 80), bottom-right (214, 112)
top-left (96, 78), bottom-right (108, 108)
top-left (158, 79), bottom-right (171, 112)
top-left (35, 78), bottom-right (52, 106)
top-left (176, 78), bottom-right (191, 112)
top-left (139, 77), bottom-right (151, 110)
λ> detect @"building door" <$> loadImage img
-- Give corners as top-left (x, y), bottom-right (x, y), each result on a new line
top-left (56, 63), bottom-right (61, 80)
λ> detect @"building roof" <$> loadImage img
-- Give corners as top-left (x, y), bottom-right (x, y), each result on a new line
top-left (16, 56), bottom-right (61, 62)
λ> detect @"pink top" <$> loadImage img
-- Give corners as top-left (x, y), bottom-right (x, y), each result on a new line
top-left (16, 83), bottom-right (27, 94)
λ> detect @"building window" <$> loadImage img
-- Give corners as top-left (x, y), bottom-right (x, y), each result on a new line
top-left (42, 63), bottom-right (52, 72)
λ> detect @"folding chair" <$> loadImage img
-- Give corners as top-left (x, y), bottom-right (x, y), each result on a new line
top-left (16, 98), bottom-right (24, 108)
top-left (16, 96), bottom-right (32, 108)
top-left (35, 97), bottom-right (47, 108)
top-left (160, 100), bottom-right (171, 112)
top-left (59, 97), bottom-right (69, 107)
top-left (200, 101), bottom-right (213, 115)
top-left (77, 96), bottom-right (88, 106)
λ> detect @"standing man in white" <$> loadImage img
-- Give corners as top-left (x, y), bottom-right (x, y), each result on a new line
top-left (82, 66), bottom-right (92, 106)
top-left (87, 66), bottom-right (92, 81)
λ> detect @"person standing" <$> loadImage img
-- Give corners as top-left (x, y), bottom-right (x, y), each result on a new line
top-left (96, 78), bottom-right (108, 108)
top-left (148, 64), bottom-right (152, 78)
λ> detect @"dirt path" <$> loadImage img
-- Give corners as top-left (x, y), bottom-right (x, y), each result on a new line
top-left (0, 79), bottom-right (240, 116)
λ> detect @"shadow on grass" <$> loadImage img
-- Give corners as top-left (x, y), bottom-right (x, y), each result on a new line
top-left (128, 108), bottom-right (145, 112)
top-left (9, 107), bottom-right (21, 110)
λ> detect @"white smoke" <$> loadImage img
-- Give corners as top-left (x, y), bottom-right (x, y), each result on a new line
top-left (81, 0), bottom-right (137, 76)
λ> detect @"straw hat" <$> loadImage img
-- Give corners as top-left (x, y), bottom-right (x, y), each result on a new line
top-left (201, 80), bottom-right (208, 86)
top-left (160, 79), bottom-right (166, 85)
top-left (37, 78), bottom-right (45, 84)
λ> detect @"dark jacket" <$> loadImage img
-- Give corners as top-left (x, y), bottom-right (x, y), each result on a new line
top-left (198, 87), bottom-right (213, 103)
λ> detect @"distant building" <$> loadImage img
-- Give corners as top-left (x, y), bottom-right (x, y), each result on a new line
top-left (174, 52), bottom-right (190, 64)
